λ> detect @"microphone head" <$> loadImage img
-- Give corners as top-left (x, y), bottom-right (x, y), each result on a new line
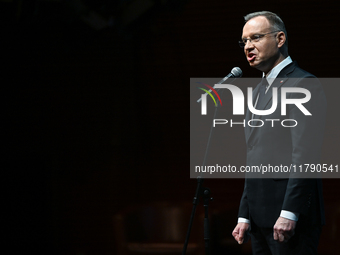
top-left (231, 67), bottom-right (242, 78)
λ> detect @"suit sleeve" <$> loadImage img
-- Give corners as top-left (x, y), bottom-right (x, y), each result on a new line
top-left (238, 180), bottom-right (250, 219)
top-left (281, 77), bottom-right (326, 215)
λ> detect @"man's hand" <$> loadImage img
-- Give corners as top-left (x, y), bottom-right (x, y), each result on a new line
top-left (232, 222), bottom-right (250, 244)
top-left (273, 216), bottom-right (296, 242)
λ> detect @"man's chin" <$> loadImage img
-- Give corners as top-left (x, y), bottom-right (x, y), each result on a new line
top-left (248, 60), bottom-right (264, 71)
top-left (248, 61), bottom-right (265, 72)
top-left (248, 61), bottom-right (258, 68)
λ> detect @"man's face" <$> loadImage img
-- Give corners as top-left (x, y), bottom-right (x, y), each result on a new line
top-left (242, 16), bottom-right (281, 73)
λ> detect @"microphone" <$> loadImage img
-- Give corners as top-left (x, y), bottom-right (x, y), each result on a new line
top-left (197, 67), bottom-right (242, 103)
top-left (217, 67), bottom-right (243, 84)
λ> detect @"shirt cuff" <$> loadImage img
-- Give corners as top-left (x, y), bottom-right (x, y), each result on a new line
top-left (238, 217), bottom-right (250, 224)
top-left (280, 210), bottom-right (299, 221)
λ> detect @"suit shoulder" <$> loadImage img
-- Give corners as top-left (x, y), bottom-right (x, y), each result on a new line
top-left (288, 65), bottom-right (316, 78)
top-left (279, 61), bottom-right (317, 78)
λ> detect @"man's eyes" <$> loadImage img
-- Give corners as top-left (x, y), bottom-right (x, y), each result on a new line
top-left (241, 35), bottom-right (263, 43)
top-left (252, 35), bottom-right (262, 40)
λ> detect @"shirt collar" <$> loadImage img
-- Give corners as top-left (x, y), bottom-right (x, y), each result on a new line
top-left (263, 56), bottom-right (292, 86)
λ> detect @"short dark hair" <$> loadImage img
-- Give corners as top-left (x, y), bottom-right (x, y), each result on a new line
top-left (244, 11), bottom-right (288, 50)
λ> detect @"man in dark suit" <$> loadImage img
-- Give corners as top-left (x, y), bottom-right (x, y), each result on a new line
top-left (231, 11), bottom-right (326, 254)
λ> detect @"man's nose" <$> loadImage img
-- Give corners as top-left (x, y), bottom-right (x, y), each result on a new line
top-left (244, 40), bottom-right (254, 50)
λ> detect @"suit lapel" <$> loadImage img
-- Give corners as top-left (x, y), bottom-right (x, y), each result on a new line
top-left (256, 77), bottom-right (288, 111)
top-left (245, 61), bottom-right (297, 144)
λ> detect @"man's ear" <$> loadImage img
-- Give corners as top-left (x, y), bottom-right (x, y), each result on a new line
top-left (277, 31), bottom-right (286, 48)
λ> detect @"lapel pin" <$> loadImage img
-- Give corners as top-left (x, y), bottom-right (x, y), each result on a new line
top-left (280, 80), bottom-right (284, 83)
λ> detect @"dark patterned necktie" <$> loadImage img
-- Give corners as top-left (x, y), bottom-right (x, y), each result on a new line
top-left (252, 77), bottom-right (269, 123)
top-left (257, 77), bottom-right (269, 106)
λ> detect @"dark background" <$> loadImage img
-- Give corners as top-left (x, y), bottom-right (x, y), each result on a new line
top-left (4, 0), bottom-right (339, 254)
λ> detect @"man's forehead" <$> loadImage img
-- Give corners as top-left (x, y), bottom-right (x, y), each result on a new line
top-left (242, 16), bottom-right (271, 36)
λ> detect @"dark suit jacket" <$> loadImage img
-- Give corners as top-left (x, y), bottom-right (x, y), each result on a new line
top-left (238, 62), bottom-right (326, 228)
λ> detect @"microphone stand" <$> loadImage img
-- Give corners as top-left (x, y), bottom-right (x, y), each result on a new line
top-left (183, 87), bottom-right (224, 255)
top-left (182, 177), bottom-right (212, 255)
